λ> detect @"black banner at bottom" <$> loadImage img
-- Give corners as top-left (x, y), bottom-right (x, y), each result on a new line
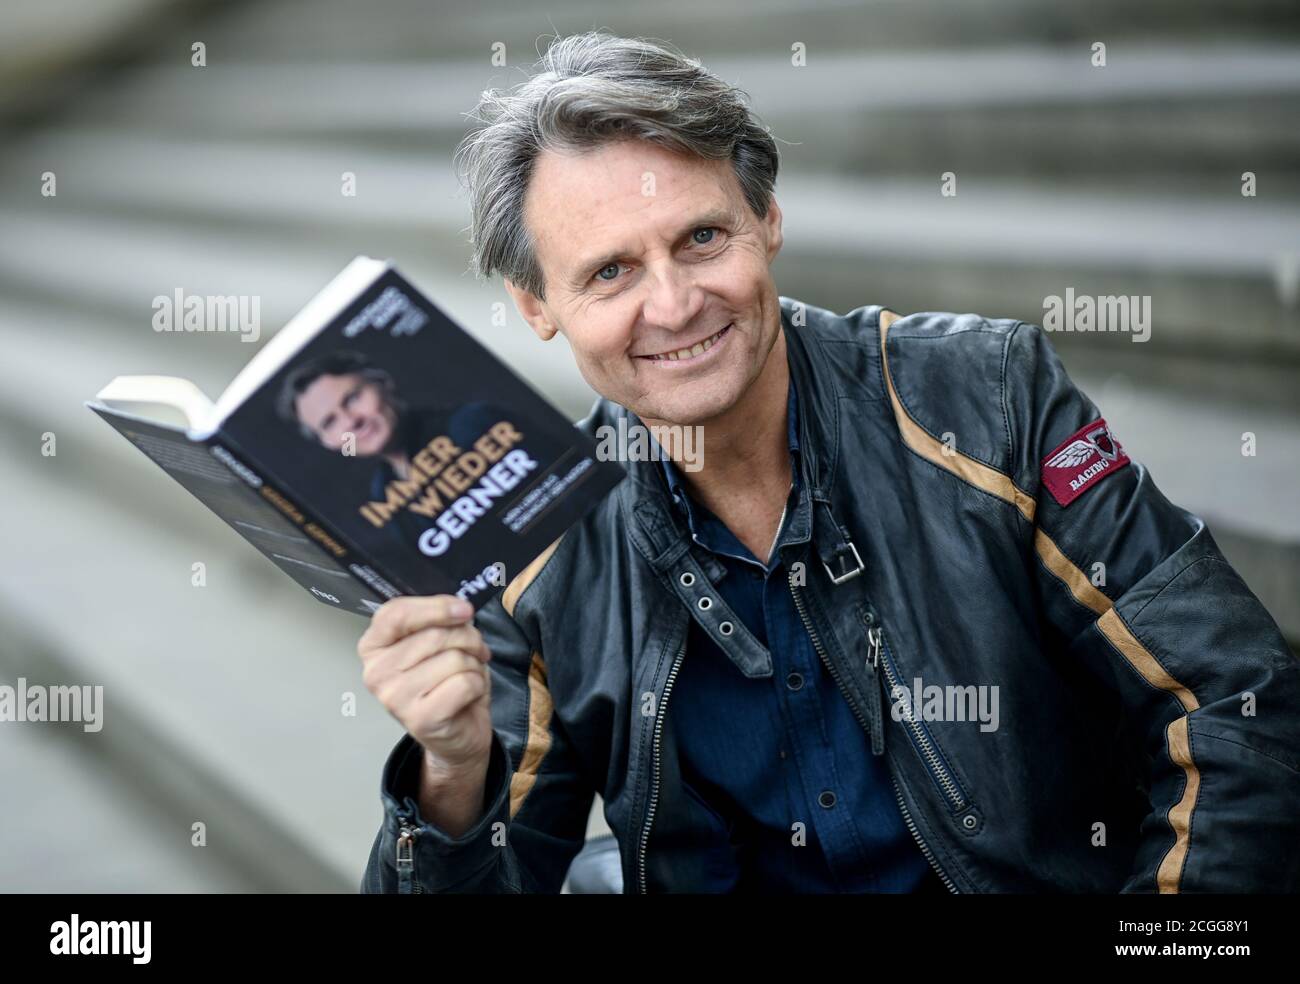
top-left (3, 892), bottom-right (1287, 971)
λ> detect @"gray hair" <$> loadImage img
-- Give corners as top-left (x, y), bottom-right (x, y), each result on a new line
top-left (454, 32), bottom-right (780, 299)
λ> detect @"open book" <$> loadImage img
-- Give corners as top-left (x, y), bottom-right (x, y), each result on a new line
top-left (87, 257), bottom-right (626, 616)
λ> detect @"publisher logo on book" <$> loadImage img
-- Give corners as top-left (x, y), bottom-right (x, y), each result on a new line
top-left (152, 288), bottom-right (262, 343)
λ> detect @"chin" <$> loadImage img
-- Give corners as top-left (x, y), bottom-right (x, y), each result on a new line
top-left (651, 388), bottom-right (739, 427)
top-left (616, 357), bottom-right (749, 425)
top-left (359, 428), bottom-right (389, 455)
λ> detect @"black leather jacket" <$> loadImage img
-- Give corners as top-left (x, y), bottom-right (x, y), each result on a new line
top-left (361, 299), bottom-right (1300, 894)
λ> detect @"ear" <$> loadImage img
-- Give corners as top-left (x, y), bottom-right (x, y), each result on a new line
top-left (763, 195), bottom-right (784, 263)
top-left (504, 278), bottom-right (559, 341)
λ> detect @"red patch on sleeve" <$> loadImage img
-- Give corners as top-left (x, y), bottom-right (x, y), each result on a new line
top-left (1040, 418), bottom-right (1131, 507)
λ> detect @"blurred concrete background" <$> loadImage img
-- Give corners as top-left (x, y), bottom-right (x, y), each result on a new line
top-left (0, 0), bottom-right (1296, 892)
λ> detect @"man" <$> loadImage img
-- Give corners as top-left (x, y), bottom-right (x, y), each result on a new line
top-left (358, 32), bottom-right (1300, 893)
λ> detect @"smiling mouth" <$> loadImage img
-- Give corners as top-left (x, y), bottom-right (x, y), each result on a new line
top-left (639, 323), bottom-right (732, 362)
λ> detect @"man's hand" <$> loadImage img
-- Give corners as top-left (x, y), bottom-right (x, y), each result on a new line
top-left (358, 595), bottom-right (494, 835)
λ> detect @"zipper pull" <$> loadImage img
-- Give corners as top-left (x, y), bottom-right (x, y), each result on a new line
top-left (864, 623), bottom-right (886, 757)
top-left (397, 823), bottom-right (417, 894)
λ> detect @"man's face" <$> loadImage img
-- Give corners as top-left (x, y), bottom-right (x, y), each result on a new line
top-left (294, 372), bottom-right (396, 456)
top-left (507, 139), bottom-right (784, 426)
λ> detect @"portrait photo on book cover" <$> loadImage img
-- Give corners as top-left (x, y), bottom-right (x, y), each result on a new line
top-left (274, 348), bottom-right (570, 551)
top-left (222, 300), bottom-right (583, 595)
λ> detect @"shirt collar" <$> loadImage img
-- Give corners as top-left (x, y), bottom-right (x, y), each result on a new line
top-left (659, 374), bottom-right (800, 528)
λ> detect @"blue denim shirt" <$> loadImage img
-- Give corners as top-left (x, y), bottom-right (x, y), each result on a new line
top-left (659, 376), bottom-right (940, 892)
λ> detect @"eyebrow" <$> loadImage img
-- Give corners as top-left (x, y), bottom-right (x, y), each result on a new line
top-left (567, 207), bottom-right (739, 282)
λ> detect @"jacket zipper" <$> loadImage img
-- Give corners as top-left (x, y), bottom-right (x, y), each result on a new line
top-left (787, 569), bottom-right (879, 748)
top-left (789, 572), bottom-right (959, 894)
top-left (637, 641), bottom-right (686, 894)
top-left (888, 771), bottom-right (959, 894)
top-left (637, 483), bottom-right (786, 894)
top-left (873, 628), bottom-right (968, 814)
top-left (396, 823), bottom-right (420, 894)
top-left (862, 624), bottom-right (886, 755)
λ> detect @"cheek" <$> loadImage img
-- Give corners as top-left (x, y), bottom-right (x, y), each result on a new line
top-left (571, 323), bottom-right (632, 373)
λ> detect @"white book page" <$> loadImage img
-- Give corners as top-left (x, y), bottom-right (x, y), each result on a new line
top-left (93, 375), bottom-right (216, 432)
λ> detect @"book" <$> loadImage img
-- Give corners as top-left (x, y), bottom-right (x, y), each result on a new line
top-left (86, 256), bottom-right (627, 616)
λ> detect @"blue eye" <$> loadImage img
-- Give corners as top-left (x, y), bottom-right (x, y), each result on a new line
top-left (597, 263), bottom-right (620, 281)
top-left (692, 228), bottom-right (716, 244)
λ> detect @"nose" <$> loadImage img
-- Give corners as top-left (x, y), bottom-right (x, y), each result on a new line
top-left (640, 259), bottom-right (704, 336)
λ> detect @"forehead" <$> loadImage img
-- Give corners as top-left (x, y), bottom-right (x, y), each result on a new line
top-left (296, 373), bottom-right (361, 408)
top-left (523, 139), bottom-right (745, 272)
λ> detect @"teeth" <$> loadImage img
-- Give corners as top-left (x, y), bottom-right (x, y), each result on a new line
top-left (651, 324), bottom-right (728, 361)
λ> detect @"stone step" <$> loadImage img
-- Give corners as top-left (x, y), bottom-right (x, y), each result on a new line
top-left (0, 409), bottom-right (399, 891)
top-left (200, 0), bottom-right (1300, 60)
top-left (0, 210), bottom-right (595, 415)
top-left (4, 160), bottom-right (1297, 356)
top-left (14, 72), bottom-right (1300, 193)
top-left (60, 44), bottom-right (1300, 167)
top-left (0, 610), bottom-right (329, 892)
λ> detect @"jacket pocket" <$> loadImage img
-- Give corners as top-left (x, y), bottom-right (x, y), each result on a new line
top-left (873, 627), bottom-right (973, 816)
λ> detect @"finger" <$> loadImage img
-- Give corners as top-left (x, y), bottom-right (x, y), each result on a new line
top-left (361, 595), bottom-right (474, 650)
top-left (360, 632), bottom-right (481, 697)
top-left (415, 666), bottom-right (490, 728)
top-left (389, 625), bottom-right (490, 673)
top-left (384, 650), bottom-right (486, 710)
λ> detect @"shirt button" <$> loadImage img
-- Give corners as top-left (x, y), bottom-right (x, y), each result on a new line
top-left (818, 791), bottom-right (836, 809)
top-left (785, 672), bottom-right (804, 691)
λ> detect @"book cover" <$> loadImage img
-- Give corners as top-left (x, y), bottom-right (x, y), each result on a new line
top-left (88, 260), bottom-right (627, 616)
